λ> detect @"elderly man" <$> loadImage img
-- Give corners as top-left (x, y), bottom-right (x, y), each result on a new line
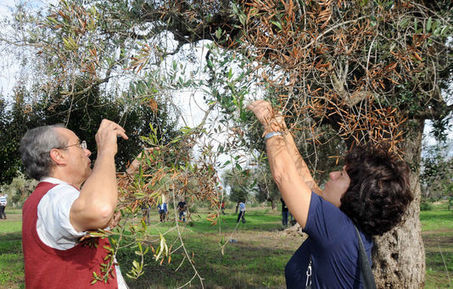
top-left (20, 119), bottom-right (129, 289)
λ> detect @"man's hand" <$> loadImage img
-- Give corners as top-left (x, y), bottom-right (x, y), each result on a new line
top-left (95, 119), bottom-right (128, 156)
top-left (126, 147), bottom-right (157, 175)
top-left (71, 119), bottom-right (128, 232)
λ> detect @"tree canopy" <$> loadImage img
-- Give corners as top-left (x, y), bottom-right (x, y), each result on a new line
top-left (0, 80), bottom-right (179, 184)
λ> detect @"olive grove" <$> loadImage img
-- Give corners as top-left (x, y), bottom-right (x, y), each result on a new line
top-left (1, 0), bottom-right (452, 288)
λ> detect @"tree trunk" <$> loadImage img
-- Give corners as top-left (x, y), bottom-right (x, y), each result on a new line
top-left (372, 119), bottom-right (425, 288)
top-left (270, 199), bottom-right (276, 210)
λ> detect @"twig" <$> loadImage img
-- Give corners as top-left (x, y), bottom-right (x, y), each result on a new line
top-left (302, 16), bottom-right (368, 50)
top-left (438, 242), bottom-right (452, 287)
top-left (171, 185), bottom-right (205, 289)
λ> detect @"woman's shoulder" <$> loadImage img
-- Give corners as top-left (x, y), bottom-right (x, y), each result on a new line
top-left (305, 192), bottom-right (357, 243)
top-left (309, 193), bottom-right (351, 222)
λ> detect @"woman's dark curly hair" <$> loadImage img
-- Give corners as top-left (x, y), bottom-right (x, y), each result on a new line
top-left (339, 144), bottom-right (413, 236)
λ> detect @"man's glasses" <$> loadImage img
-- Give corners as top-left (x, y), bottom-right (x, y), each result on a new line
top-left (60, 140), bottom-right (87, 150)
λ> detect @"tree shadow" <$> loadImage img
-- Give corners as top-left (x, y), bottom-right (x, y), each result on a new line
top-left (0, 232), bottom-right (24, 289)
top-left (119, 234), bottom-right (297, 289)
top-left (0, 231), bottom-right (22, 255)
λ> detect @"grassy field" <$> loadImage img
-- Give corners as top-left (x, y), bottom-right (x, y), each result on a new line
top-left (119, 209), bottom-right (301, 289)
top-left (421, 202), bottom-right (453, 289)
top-left (0, 204), bottom-right (452, 289)
top-left (0, 209), bottom-right (23, 289)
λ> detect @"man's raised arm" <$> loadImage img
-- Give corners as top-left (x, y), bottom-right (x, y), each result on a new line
top-left (70, 119), bottom-right (128, 232)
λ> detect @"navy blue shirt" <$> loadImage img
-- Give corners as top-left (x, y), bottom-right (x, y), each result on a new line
top-left (285, 192), bottom-right (373, 289)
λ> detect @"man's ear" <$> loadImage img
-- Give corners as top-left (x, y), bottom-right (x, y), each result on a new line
top-left (49, 148), bottom-right (66, 165)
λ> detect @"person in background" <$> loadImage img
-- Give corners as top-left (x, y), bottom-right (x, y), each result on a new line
top-left (0, 193), bottom-right (7, 219)
top-left (159, 202), bottom-right (168, 222)
top-left (237, 200), bottom-right (246, 223)
top-left (248, 100), bottom-right (413, 288)
top-left (178, 198), bottom-right (187, 222)
top-left (142, 202), bottom-right (151, 225)
top-left (20, 120), bottom-right (129, 289)
top-left (281, 198), bottom-right (289, 227)
top-left (221, 200), bottom-right (226, 215)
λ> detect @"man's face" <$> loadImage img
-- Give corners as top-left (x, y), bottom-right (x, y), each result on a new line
top-left (56, 128), bottom-right (92, 183)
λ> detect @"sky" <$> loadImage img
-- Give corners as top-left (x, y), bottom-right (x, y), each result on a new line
top-left (0, 0), bottom-right (17, 14)
top-left (0, 0), bottom-right (59, 96)
top-left (0, 0), bottom-right (245, 184)
top-left (0, 0), bottom-right (18, 95)
top-left (0, 0), bottom-right (211, 127)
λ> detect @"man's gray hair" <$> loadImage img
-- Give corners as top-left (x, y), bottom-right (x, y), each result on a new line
top-left (19, 124), bottom-right (66, 180)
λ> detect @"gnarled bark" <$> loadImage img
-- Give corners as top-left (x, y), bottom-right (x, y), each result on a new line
top-left (372, 119), bottom-right (426, 288)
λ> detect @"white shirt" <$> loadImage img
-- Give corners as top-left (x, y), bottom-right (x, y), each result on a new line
top-left (0, 195), bottom-right (7, 206)
top-left (37, 177), bottom-right (128, 289)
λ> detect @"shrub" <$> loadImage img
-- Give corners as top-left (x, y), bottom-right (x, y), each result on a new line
top-left (420, 201), bottom-right (433, 211)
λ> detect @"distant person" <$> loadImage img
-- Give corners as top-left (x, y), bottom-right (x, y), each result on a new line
top-left (0, 194), bottom-right (7, 219)
top-left (248, 100), bottom-right (413, 288)
top-left (20, 120), bottom-right (129, 288)
top-left (237, 201), bottom-right (246, 223)
top-left (221, 200), bottom-right (225, 215)
top-left (142, 203), bottom-right (151, 225)
top-left (289, 212), bottom-right (296, 226)
top-left (281, 198), bottom-right (288, 227)
top-left (178, 199), bottom-right (187, 222)
top-left (158, 202), bottom-right (168, 222)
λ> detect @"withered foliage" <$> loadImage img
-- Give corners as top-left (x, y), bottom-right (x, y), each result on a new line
top-left (129, 0), bottom-right (451, 153)
top-left (116, 141), bottom-right (222, 225)
top-left (11, 0), bottom-right (451, 154)
top-left (223, 0), bottom-right (451, 152)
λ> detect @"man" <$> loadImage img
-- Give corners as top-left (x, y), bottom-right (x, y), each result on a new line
top-left (281, 198), bottom-right (288, 227)
top-left (221, 200), bottom-right (225, 215)
top-left (177, 198), bottom-right (187, 222)
top-left (20, 120), bottom-right (129, 289)
top-left (0, 193), bottom-right (7, 219)
top-left (158, 202), bottom-right (168, 222)
top-left (142, 202), bottom-right (151, 225)
top-left (237, 200), bottom-right (246, 223)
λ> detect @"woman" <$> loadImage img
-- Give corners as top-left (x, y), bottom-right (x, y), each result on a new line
top-left (247, 100), bottom-right (413, 288)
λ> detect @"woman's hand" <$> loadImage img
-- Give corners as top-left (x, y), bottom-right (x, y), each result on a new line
top-left (248, 100), bottom-right (312, 228)
top-left (247, 100), bottom-right (287, 134)
top-left (247, 100), bottom-right (274, 126)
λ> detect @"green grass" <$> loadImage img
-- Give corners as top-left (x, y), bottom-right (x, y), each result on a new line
top-left (420, 209), bottom-right (453, 231)
top-left (421, 202), bottom-right (453, 289)
top-left (118, 209), bottom-right (297, 289)
top-left (0, 209), bottom-right (24, 289)
top-left (1, 205), bottom-right (452, 288)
